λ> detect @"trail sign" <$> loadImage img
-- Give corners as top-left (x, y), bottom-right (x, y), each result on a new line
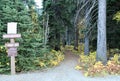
top-left (8, 47), bottom-right (17, 56)
top-left (3, 22), bottom-right (21, 75)
top-left (5, 43), bottom-right (19, 48)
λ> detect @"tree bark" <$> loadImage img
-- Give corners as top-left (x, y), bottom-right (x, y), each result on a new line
top-left (84, 34), bottom-right (89, 55)
top-left (97, 0), bottom-right (107, 64)
top-left (74, 27), bottom-right (79, 50)
top-left (43, 13), bottom-right (49, 47)
top-left (66, 26), bottom-right (69, 45)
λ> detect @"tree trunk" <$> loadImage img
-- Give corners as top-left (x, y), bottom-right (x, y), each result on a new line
top-left (84, 6), bottom-right (90, 55)
top-left (97, 0), bottom-right (107, 64)
top-left (55, 31), bottom-right (60, 51)
top-left (45, 14), bottom-right (49, 46)
top-left (66, 26), bottom-right (69, 45)
top-left (43, 13), bottom-right (49, 47)
top-left (74, 27), bottom-right (79, 50)
top-left (84, 34), bottom-right (89, 55)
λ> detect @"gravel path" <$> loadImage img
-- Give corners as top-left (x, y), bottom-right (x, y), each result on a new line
top-left (0, 51), bottom-right (120, 81)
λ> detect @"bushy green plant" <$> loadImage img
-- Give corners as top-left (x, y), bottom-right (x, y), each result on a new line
top-left (0, 46), bottom-right (10, 74)
top-left (36, 49), bottom-right (64, 68)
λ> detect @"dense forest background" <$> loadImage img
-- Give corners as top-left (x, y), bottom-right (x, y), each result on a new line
top-left (43, 0), bottom-right (120, 50)
top-left (0, 0), bottom-right (120, 74)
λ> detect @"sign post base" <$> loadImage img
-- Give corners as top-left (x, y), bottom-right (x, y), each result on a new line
top-left (11, 56), bottom-right (15, 75)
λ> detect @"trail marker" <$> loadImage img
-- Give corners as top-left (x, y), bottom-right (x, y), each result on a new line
top-left (3, 22), bottom-right (21, 75)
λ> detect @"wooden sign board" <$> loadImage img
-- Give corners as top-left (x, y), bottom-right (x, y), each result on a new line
top-left (5, 43), bottom-right (19, 48)
top-left (7, 22), bottom-right (17, 34)
top-left (3, 34), bottom-right (21, 39)
top-left (8, 47), bottom-right (17, 57)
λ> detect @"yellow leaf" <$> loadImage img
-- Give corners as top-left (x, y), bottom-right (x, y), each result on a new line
top-left (6, 63), bottom-right (9, 65)
top-left (84, 72), bottom-right (89, 77)
top-left (51, 61), bottom-right (58, 66)
top-left (75, 65), bottom-right (82, 70)
top-left (39, 62), bottom-right (45, 67)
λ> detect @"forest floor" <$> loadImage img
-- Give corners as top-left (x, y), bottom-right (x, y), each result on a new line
top-left (0, 51), bottom-right (120, 81)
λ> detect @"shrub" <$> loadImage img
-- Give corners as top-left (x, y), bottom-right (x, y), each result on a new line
top-left (87, 61), bottom-right (107, 77)
top-left (61, 43), bottom-right (84, 55)
top-left (77, 52), bottom-right (96, 71)
top-left (37, 50), bottom-right (64, 68)
top-left (0, 46), bottom-right (64, 74)
top-left (76, 51), bottom-right (120, 77)
top-left (0, 46), bottom-right (10, 74)
top-left (106, 60), bottom-right (120, 75)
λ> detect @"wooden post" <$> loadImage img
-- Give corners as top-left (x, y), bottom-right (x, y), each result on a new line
top-left (10, 39), bottom-right (15, 75)
top-left (3, 34), bottom-right (21, 75)
top-left (11, 56), bottom-right (15, 75)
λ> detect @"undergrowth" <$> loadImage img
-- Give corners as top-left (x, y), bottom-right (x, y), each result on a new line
top-left (0, 45), bottom-right (64, 74)
top-left (61, 44), bottom-right (120, 77)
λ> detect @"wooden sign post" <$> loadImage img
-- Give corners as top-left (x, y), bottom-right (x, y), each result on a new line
top-left (3, 22), bottom-right (21, 75)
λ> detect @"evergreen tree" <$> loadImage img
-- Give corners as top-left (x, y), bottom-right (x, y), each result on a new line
top-left (0, 0), bottom-right (32, 42)
top-left (0, 0), bottom-right (44, 72)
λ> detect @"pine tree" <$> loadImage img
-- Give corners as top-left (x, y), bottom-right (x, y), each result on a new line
top-left (0, 0), bottom-right (32, 42)
top-left (0, 0), bottom-right (44, 72)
